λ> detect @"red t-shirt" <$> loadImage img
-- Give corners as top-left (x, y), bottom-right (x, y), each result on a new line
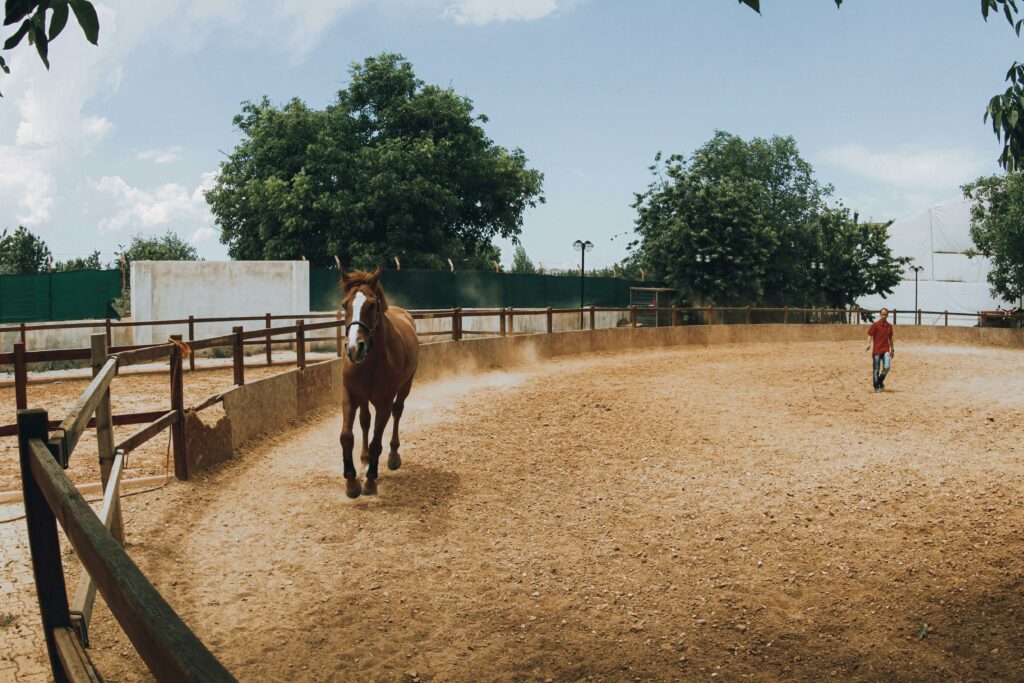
top-left (867, 320), bottom-right (894, 355)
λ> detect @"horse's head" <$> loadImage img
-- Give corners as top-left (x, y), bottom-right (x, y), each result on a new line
top-left (340, 265), bottom-right (388, 364)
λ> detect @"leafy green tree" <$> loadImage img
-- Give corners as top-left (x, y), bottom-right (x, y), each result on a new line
top-left (629, 131), bottom-right (907, 307)
top-left (120, 231), bottom-right (200, 266)
top-left (809, 209), bottom-right (909, 308)
top-left (206, 53), bottom-right (544, 270)
top-left (963, 172), bottom-right (1024, 302)
top-left (1, 0), bottom-right (99, 95)
top-left (511, 245), bottom-right (537, 273)
top-left (53, 250), bottom-right (102, 271)
top-left (0, 226), bottom-right (51, 274)
top-left (630, 132), bottom-right (825, 305)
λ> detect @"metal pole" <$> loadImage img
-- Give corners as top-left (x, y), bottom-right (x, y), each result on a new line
top-left (580, 249), bottom-right (585, 329)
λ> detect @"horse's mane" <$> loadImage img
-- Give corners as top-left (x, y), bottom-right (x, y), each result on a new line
top-left (340, 268), bottom-right (389, 309)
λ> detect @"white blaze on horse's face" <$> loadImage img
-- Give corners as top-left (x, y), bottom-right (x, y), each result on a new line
top-left (347, 291), bottom-right (370, 363)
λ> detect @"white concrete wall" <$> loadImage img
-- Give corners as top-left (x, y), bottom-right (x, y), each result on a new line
top-left (131, 261), bottom-right (310, 345)
top-left (0, 321), bottom-right (135, 355)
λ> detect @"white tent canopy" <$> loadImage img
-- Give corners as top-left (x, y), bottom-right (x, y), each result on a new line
top-left (856, 197), bottom-right (1012, 323)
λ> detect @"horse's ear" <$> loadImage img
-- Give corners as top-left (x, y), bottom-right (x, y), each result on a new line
top-left (369, 265), bottom-right (382, 287)
top-left (339, 266), bottom-right (353, 292)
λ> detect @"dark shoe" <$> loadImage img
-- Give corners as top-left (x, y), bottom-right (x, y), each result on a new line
top-left (879, 381), bottom-right (885, 391)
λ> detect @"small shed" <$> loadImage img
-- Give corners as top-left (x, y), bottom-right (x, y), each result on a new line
top-left (630, 287), bottom-right (677, 327)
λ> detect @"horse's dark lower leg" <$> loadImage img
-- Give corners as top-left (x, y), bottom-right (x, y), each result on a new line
top-left (359, 404), bottom-right (371, 476)
top-left (389, 380), bottom-right (413, 471)
top-left (388, 401), bottom-right (404, 471)
top-left (340, 403), bottom-right (361, 499)
top-left (363, 403), bottom-right (393, 496)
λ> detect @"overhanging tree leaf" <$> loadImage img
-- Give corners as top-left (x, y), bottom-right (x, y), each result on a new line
top-left (68, 0), bottom-right (98, 44)
top-left (49, 2), bottom-right (68, 41)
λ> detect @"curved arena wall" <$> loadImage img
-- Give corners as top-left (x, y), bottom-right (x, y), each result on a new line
top-left (183, 324), bottom-right (1024, 476)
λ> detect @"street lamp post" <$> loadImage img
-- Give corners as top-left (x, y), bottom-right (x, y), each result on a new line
top-left (573, 239), bottom-right (593, 329)
top-left (909, 265), bottom-right (924, 321)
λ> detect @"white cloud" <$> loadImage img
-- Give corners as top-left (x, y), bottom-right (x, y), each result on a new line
top-left (0, 146), bottom-right (56, 226)
top-left (136, 146), bottom-right (184, 164)
top-left (178, 0), bottom-right (366, 63)
top-left (443, 0), bottom-right (561, 24)
top-left (93, 171), bottom-right (217, 236)
top-left (819, 144), bottom-right (987, 192)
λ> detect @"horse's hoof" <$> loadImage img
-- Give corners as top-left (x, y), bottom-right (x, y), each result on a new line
top-left (363, 478), bottom-right (378, 496)
top-left (388, 453), bottom-right (401, 471)
top-left (345, 478), bottom-right (362, 499)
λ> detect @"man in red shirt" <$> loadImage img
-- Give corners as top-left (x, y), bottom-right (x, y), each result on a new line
top-left (865, 307), bottom-right (895, 392)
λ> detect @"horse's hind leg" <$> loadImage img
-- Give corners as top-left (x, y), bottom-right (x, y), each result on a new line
top-left (359, 404), bottom-right (371, 477)
top-left (363, 402), bottom-right (393, 496)
top-left (388, 379), bottom-right (414, 471)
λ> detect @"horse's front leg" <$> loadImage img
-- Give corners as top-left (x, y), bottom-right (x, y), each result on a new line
top-left (359, 404), bottom-right (371, 477)
top-left (339, 395), bottom-right (362, 499)
top-left (362, 400), bottom-right (394, 497)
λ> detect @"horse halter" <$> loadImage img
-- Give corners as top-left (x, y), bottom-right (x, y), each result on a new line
top-left (345, 290), bottom-right (383, 349)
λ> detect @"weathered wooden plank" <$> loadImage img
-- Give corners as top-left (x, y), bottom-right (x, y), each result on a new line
top-left (0, 410), bottom-right (167, 438)
top-left (28, 438), bottom-right (235, 682)
top-left (53, 357), bottom-right (119, 464)
top-left (70, 449), bottom-right (125, 646)
top-left (18, 410), bottom-right (70, 681)
top-left (115, 344), bottom-right (174, 367)
top-left (53, 626), bottom-right (101, 683)
top-left (114, 411), bottom-right (178, 455)
top-left (90, 334), bottom-right (122, 544)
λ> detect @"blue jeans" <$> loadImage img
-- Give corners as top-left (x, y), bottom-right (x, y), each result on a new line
top-left (872, 353), bottom-right (891, 387)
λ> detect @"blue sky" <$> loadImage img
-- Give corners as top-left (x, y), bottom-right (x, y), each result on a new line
top-left (0, 0), bottom-right (1020, 270)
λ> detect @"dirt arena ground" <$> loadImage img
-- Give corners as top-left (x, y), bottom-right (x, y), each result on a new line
top-left (4, 340), bottom-right (1024, 681)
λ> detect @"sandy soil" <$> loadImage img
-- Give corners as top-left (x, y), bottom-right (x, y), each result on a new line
top-left (32, 342), bottom-right (1024, 680)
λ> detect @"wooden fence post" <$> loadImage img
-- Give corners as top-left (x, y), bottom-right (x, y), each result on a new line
top-left (91, 333), bottom-right (123, 544)
top-left (672, 307), bottom-right (679, 327)
top-left (20, 321), bottom-right (27, 346)
top-left (783, 307), bottom-right (789, 324)
top-left (590, 305), bottom-right (596, 330)
top-left (296, 320), bottom-right (306, 369)
top-left (708, 305), bottom-right (715, 325)
top-left (187, 315), bottom-right (196, 371)
top-left (893, 309), bottom-right (898, 325)
top-left (18, 408), bottom-right (72, 683)
top-left (335, 310), bottom-right (344, 357)
top-left (169, 334), bottom-right (187, 481)
top-left (508, 307), bottom-right (514, 335)
top-left (232, 326), bottom-right (245, 384)
top-left (265, 313), bottom-right (273, 367)
top-left (547, 307), bottom-right (554, 334)
top-left (104, 319), bottom-right (112, 348)
top-left (453, 308), bottom-right (463, 341)
top-left (745, 306), bottom-right (752, 325)
top-left (630, 305), bottom-right (637, 328)
top-left (499, 308), bottom-right (506, 337)
top-left (14, 341), bottom-right (27, 411)
top-left (944, 310), bottom-right (949, 326)
top-left (917, 309), bottom-right (922, 326)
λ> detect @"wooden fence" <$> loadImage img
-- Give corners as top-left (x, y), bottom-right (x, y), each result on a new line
top-left (8, 302), bottom-right (996, 681)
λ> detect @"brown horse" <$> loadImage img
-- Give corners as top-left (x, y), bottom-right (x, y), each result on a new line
top-left (338, 266), bottom-right (419, 498)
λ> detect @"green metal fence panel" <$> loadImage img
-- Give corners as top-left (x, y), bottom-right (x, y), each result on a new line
top-left (311, 268), bottom-right (658, 311)
top-left (50, 270), bottom-right (122, 321)
top-left (0, 270), bottom-right (121, 323)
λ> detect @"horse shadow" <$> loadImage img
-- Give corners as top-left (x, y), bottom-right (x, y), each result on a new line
top-left (315, 459), bottom-right (462, 538)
